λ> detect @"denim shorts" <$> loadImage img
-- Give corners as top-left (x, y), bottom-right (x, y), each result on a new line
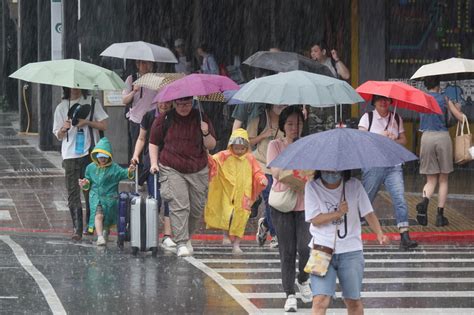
top-left (310, 250), bottom-right (364, 300)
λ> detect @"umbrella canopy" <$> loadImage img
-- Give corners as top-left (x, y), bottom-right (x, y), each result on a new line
top-left (356, 81), bottom-right (442, 114)
top-left (154, 74), bottom-right (239, 103)
top-left (268, 128), bottom-right (418, 171)
top-left (9, 59), bottom-right (125, 90)
top-left (243, 51), bottom-right (334, 77)
top-left (410, 57), bottom-right (474, 81)
top-left (133, 73), bottom-right (185, 90)
top-left (232, 70), bottom-right (364, 106)
top-left (100, 41), bottom-right (178, 63)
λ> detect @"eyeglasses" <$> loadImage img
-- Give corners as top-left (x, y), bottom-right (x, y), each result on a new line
top-left (175, 98), bottom-right (193, 106)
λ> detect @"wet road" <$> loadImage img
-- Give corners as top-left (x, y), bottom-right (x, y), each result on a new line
top-left (1, 233), bottom-right (473, 314)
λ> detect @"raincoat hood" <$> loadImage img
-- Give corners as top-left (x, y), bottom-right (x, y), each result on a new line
top-left (91, 137), bottom-right (113, 167)
top-left (227, 128), bottom-right (250, 153)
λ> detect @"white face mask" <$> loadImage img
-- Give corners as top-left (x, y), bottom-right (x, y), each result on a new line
top-left (321, 171), bottom-right (342, 184)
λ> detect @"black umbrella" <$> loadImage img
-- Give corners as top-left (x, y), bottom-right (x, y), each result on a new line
top-left (243, 51), bottom-right (335, 78)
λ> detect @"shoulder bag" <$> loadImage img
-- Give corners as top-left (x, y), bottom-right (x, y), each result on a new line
top-left (454, 115), bottom-right (472, 165)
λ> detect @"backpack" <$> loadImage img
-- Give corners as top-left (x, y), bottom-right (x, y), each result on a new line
top-left (368, 111), bottom-right (401, 132)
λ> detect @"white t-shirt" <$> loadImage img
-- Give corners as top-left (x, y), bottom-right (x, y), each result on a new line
top-left (53, 96), bottom-right (108, 160)
top-left (305, 178), bottom-right (373, 254)
top-left (358, 110), bottom-right (405, 138)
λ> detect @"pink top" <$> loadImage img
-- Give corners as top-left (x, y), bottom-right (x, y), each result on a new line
top-left (267, 138), bottom-right (305, 211)
top-left (123, 75), bottom-right (158, 124)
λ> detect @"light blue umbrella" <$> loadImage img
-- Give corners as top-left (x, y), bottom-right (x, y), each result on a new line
top-left (268, 128), bottom-right (418, 171)
top-left (232, 70), bottom-right (364, 106)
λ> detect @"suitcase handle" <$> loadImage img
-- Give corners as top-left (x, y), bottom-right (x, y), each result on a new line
top-left (154, 173), bottom-right (158, 200)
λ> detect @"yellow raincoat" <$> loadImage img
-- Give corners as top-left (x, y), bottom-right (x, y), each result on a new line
top-left (205, 129), bottom-right (267, 237)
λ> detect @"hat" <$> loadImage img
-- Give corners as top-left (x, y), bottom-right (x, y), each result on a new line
top-left (174, 38), bottom-right (184, 47)
top-left (228, 137), bottom-right (249, 146)
top-left (96, 153), bottom-right (109, 158)
top-left (67, 103), bottom-right (91, 126)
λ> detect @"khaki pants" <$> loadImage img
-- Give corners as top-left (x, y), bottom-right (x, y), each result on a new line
top-left (159, 164), bottom-right (208, 245)
top-left (62, 156), bottom-right (88, 209)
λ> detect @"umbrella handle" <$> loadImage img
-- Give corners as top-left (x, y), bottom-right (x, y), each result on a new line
top-left (194, 97), bottom-right (204, 122)
top-left (337, 214), bottom-right (348, 239)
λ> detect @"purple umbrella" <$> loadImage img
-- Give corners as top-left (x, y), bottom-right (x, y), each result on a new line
top-left (268, 128), bottom-right (418, 171)
top-left (154, 74), bottom-right (239, 103)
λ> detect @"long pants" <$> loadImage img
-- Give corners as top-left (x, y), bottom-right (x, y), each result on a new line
top-left (159, 165), bottom-right (208, 245)
top-left (261, 175), bottom-right (276, 236)
top-left (128, 120), bottom-right (141, 162)
top-left (271, 208), bottom-right (311, 296)
top-left (362, 164), bottom-right (409, 229)
top-left (62, 156), bottom-right (88, 210)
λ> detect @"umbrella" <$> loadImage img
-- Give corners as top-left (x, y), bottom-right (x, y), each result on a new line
top-left (356, 81), bottom-right (442, 114)
top-left (223, 84), bottom-right (245, 105)
top-left (9, 59), bottom-right (125, 90)
top-left (154, 74), bottom-right (239, 103)
top-left (410, 57), bottom-right (474, 81)
top-left (268, 128), bottom-right (418, 171)
top-left (133, 73), bottom-right (185, 90)
top-left (232, 70), bottom-right (364, 106)
top-left (243, 51), bottom-right (335, 77)
top-left (100, 41), bottom-right (177, 63)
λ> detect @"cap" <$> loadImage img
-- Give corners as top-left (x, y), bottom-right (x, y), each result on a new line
top-left (229, 137), bottom-right (248, 146)
top-left (174, 38), bottom-right (184, 47)
top-left (96, 153), bottom-right (109, 158)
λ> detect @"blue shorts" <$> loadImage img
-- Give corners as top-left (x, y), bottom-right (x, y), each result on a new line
top-left (310, 250), bottom-right (364, 300)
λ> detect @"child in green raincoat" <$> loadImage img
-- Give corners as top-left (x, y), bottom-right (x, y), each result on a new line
top-left (79, 137), bottom-right (135, 246)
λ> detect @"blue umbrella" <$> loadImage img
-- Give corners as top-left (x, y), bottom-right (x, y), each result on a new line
top-left (223, 83), bottom-right (245, 105)
top-left (268, 128), bottom-right (418, 171)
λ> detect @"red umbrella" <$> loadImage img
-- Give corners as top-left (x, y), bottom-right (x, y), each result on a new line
top-left (356, 81), bottom-right (442, 114)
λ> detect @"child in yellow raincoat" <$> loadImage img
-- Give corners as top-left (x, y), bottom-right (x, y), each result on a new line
top-left (205, 128), bottom-right (267, 254)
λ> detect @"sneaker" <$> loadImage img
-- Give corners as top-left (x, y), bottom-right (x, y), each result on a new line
top-left (177, 245), bottom-right (191, 257)
top-left (222, 235), bottom-right (232, 245)
top-left (186, 240), bottom-right (194, 255)
top-left (232, 246), bottom-right (243, 255)
top-left (96, 236), bottom-right (106, 246)
top-left (269, 235), bottom-right (279, 248)
top-left (256, 217), bottom-right (268, 246)
top-left (162, 236), bottom-right (177, 248)
top-left (284, 294), bottom-right (297, 312)
top-left (296, 279), bottom-right (312, 303)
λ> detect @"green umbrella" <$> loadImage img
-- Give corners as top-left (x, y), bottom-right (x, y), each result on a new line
top-left (9, 59), bottom-right (125, 90)
top-left (232, 70), bottom-right (363, 106)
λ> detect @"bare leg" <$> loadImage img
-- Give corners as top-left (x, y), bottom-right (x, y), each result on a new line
top-left (95, 213), bottom-right (104, 236)
top-left (344, 299), bottom-right (364, 315)
top-left (163, 216), bottom-right (173, 236)
top-left (438, 173), bottom-right (449, 208)
top-left (312, 295), bottom-right (331, 315)
top-left (422, 174), bottom-right (438, 198)
top-left (232, 236), bottom-right (243, 255)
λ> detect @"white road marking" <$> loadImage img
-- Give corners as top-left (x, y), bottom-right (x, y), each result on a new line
top-left (46, 240), bottom-right (96, 248)
top-left (258, 308), bottom-right (474, 315)
top-left (0, 296), bottom-right (18, 299)
top-left (198, 258), bottom-right (474, 264)
top-left (0, 235), bottom-right (66, 314)
top-left (214, 267), bottom-right (474, 273)
top-left (229, 277), bottom-right (474, 284)
top-left (0, 210), bottom-right (12, 220)
top-left (193, 250), bottom-right (474, 256)
top-left (184, 256), bottom-right (260, 314)
top-left (244, 291), bottom-right (474, 299)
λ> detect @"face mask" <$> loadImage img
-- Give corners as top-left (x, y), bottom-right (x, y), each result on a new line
top-left (321, 172), bottom-right (342, 185)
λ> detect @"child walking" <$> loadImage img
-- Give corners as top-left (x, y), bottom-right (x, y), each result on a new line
top-left (205, 129), bottom-right (267, 254)
top-left (79, 137), bottom-right (135, 246)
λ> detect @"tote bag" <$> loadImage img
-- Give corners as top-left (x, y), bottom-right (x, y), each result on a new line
top-left (454, 115), bottom-right (472, 165)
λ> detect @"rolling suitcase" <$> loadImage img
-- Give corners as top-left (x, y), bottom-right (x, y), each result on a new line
top-left (117, 170), bottom-right (140, 249)
top-left (130, 173), bottom-right (158, 256)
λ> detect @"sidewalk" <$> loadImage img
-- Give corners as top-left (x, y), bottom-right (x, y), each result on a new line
top-left (0, 111), bottom-right (473, 243)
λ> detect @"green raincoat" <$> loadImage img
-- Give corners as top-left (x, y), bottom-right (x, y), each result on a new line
top-left (82, 137), bottom-right (133, 231)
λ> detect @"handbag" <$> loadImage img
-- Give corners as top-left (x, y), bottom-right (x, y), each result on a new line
top-left (454, 115), bottom-right (472, 165)
top-left (269, 187), bottom-right (297, 213)
top-left (304, 181), bottom-right (345, 277)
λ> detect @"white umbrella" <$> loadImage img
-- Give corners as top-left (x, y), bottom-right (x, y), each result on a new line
top-left (410, 57), bottom-right (474, 81)
top-left (100, 41), bottom-right (178, 63)
top-left (232, 70), bottom-right (363, 106)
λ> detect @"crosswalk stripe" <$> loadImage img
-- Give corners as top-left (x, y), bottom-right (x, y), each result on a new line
top-left (193, 251), bottom-right (474, 256)
top-left (243, 291), bottom-right (474, 299)
top-left (258, 308), bottom-right (474, 314)
top-left (199, 258), bottom-right (474, 263)
top-left (229, 277), bottom-right (474, 284)
top-left (214, 267), bottom-right (474, 273)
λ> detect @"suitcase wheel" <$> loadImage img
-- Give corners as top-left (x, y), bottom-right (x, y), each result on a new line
top-left (117, 238), bottom-right (124, 250)
top-left (151, 247), bottom-right (158, 257)
top-left (131, 247), bottom-right (139, 256)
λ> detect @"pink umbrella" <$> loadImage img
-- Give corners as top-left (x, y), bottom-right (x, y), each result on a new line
top-left (154, 73), bottom-right (239, 103)
top-left (356, 81), bottom-right (442, 114)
